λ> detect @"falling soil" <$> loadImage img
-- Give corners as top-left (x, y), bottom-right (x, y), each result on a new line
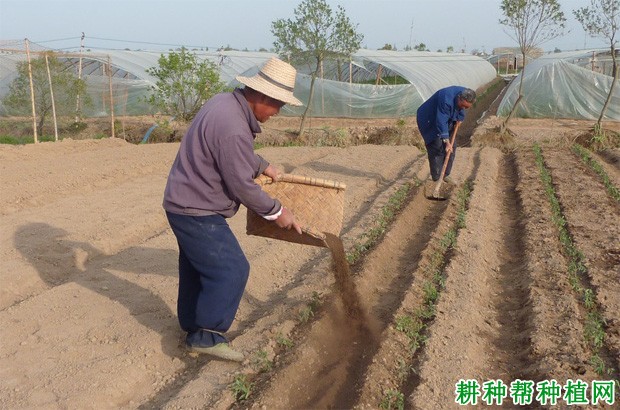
top-left (324, 233), bottom-right (365, 320)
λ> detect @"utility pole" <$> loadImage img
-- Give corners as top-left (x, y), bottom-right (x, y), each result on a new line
top-left (75, 32), bottom-right (85, 122)
top-left (24, 38), bottom-right (38, 143)
top-left (409, 18), bottom-right (413, 50)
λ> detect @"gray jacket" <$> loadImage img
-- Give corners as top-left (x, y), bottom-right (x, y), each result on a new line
top-left (163, 88), bottom-right (281, 218)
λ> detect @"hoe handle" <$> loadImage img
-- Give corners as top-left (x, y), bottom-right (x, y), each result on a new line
top-left (432, 121), bottom-right (461, 198)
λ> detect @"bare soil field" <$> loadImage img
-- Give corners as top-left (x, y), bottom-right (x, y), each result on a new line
top-left (1, 99), bottom-right (619, 407)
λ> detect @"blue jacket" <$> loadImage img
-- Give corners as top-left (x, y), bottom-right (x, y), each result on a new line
top-left (416, 86), bottom-right (467, 145)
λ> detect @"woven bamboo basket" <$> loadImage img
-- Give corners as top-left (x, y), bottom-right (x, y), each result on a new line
top-left (246, 174), bottom-right (346, 247)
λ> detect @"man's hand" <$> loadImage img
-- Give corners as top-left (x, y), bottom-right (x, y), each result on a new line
top-left (263, 164), bottom-right (282, 182)
top-left (443, 139), bottom-right (454, 154)
top-left (275, 207), bottom-right (302, 234)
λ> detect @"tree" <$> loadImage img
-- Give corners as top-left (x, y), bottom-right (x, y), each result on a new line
top-left (414, 43), bottom-right (427, 51)
top-left (271, 0), bottom-right (363, 136)
top-left (574, 0), bottom-right (619, 134)
top-left (447, 46), bottom-right (455, 53)
top-left (3, 51), bottom-right (88, 136)
top-left (145, 47), bottom-right (226, 122)
top-left (499, 0), bottom-right (566, 133)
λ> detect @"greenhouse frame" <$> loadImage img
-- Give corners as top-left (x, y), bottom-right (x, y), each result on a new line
top-left (497, 48), bottom-right (620, 121)
top-left (0, 43), bottom-right (498, 119)
top-left (7, 43), bottom-right (617, 121)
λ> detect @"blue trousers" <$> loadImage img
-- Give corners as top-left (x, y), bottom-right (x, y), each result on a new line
top-left (425, 137), bottom-right (456, 181)
top-left (166, 212), bottom-right (249, 346)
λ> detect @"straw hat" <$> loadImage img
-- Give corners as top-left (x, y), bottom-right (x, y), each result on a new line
top-left (236, 57), bottom-right (303, 106)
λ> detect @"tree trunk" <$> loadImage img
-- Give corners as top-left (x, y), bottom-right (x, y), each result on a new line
top-left (500, 51), bottom-right (527, 134)
top-left (298, 58), bottom-right (321, 138)
top-left (37, 114), bottom-right (45, 137)
top-left (596, 44), bottom-right (618, 129)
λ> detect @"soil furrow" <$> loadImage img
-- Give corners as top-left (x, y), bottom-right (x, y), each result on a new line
top-left (543, 148), bottom-right (620, 376)
top-left (491, 153), bottom-right (537, 382)
top-left (235, 170), bottom-right (450, 409)
top-left (237, 148), bottom-right (480, 409)
top-left (405, 148), bottom-right (541, 408)
top-left (348, 149), bottom-right (480, 409)
top-left (513, 148), bottom-right (600, 383)
top-left (590, 149), bottom-right (620, 189)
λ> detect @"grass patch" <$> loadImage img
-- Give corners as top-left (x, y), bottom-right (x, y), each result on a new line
top-left (0, 134), bottom-right (57, 144)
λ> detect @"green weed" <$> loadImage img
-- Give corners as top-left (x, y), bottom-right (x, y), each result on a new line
top-left (379, 389), bottom-right (405, 410)
top-left (276, 333), bottom-right (294, 349)
top-left (230, 374), bottom-right (253, 401)
top-left (251, 349), bottom-right (273, 373)
top-left (298, 291), bottom-right (323, 324)
top-left (298, 306), bottom-right (314, 323)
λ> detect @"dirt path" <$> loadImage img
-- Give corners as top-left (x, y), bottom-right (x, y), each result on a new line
top-left (1, 115), bottom-right (619, 409)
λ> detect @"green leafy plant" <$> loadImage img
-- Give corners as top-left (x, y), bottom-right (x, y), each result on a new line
top-left (230, 374), bottom-right (253, 402)
top-left (2, 52), bottom-right (90, 136)
top-left (271, 0), bottom-right (363, 137)
top-left (379, 389), bottom-right (404, 410)
top-left (276, 333), bottom-right (294, 349)
top-left (499, 0), bottom-right (566, 133)
top-left (298, 305), bottom-right (314, 323)
top-left (251, 349), bottom-right (273, 373)
top-left (298, 291), bottom-right (323, 323)
top-left (145, 47), bottom-right (226, 122)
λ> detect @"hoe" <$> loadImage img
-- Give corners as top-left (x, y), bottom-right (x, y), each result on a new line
top-left (429, 121), bottom-right (460, 200)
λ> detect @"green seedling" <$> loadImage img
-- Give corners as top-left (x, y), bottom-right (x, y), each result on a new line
top-left (379, 389), bottom-right (404, 410)
top-left (230, 374), bottom-right (253, 402)
top-left (251, 349), bottom-right (273, 373)
top-left (276, 333), bottom-right (294, 349)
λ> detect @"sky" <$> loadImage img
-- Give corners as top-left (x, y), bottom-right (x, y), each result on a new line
top-left (0, 0), bottom-right (611, 54)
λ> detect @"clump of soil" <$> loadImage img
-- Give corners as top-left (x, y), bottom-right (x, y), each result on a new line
top-left (572, 127), bottom-right (620, 150)
top-left (471, 126), bottom-right (516, 148)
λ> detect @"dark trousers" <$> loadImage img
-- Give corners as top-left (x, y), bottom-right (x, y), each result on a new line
top-left (426, 138), bottom-right (456, 181)
top-left (166, 212), bottom-right (249, 346)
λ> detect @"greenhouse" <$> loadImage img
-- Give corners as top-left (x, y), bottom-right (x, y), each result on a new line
top-left (0, 45), bottom-right (497, 118)
top-left (279, 49), bottom-right (497, 117)
top-left (0, 46), bottom-right (277, 117)
top-left (497, 48), bottom-right (620, 120)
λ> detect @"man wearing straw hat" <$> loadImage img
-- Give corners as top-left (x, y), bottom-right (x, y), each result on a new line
top-left (163, 57), bottom-right (303, 361)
